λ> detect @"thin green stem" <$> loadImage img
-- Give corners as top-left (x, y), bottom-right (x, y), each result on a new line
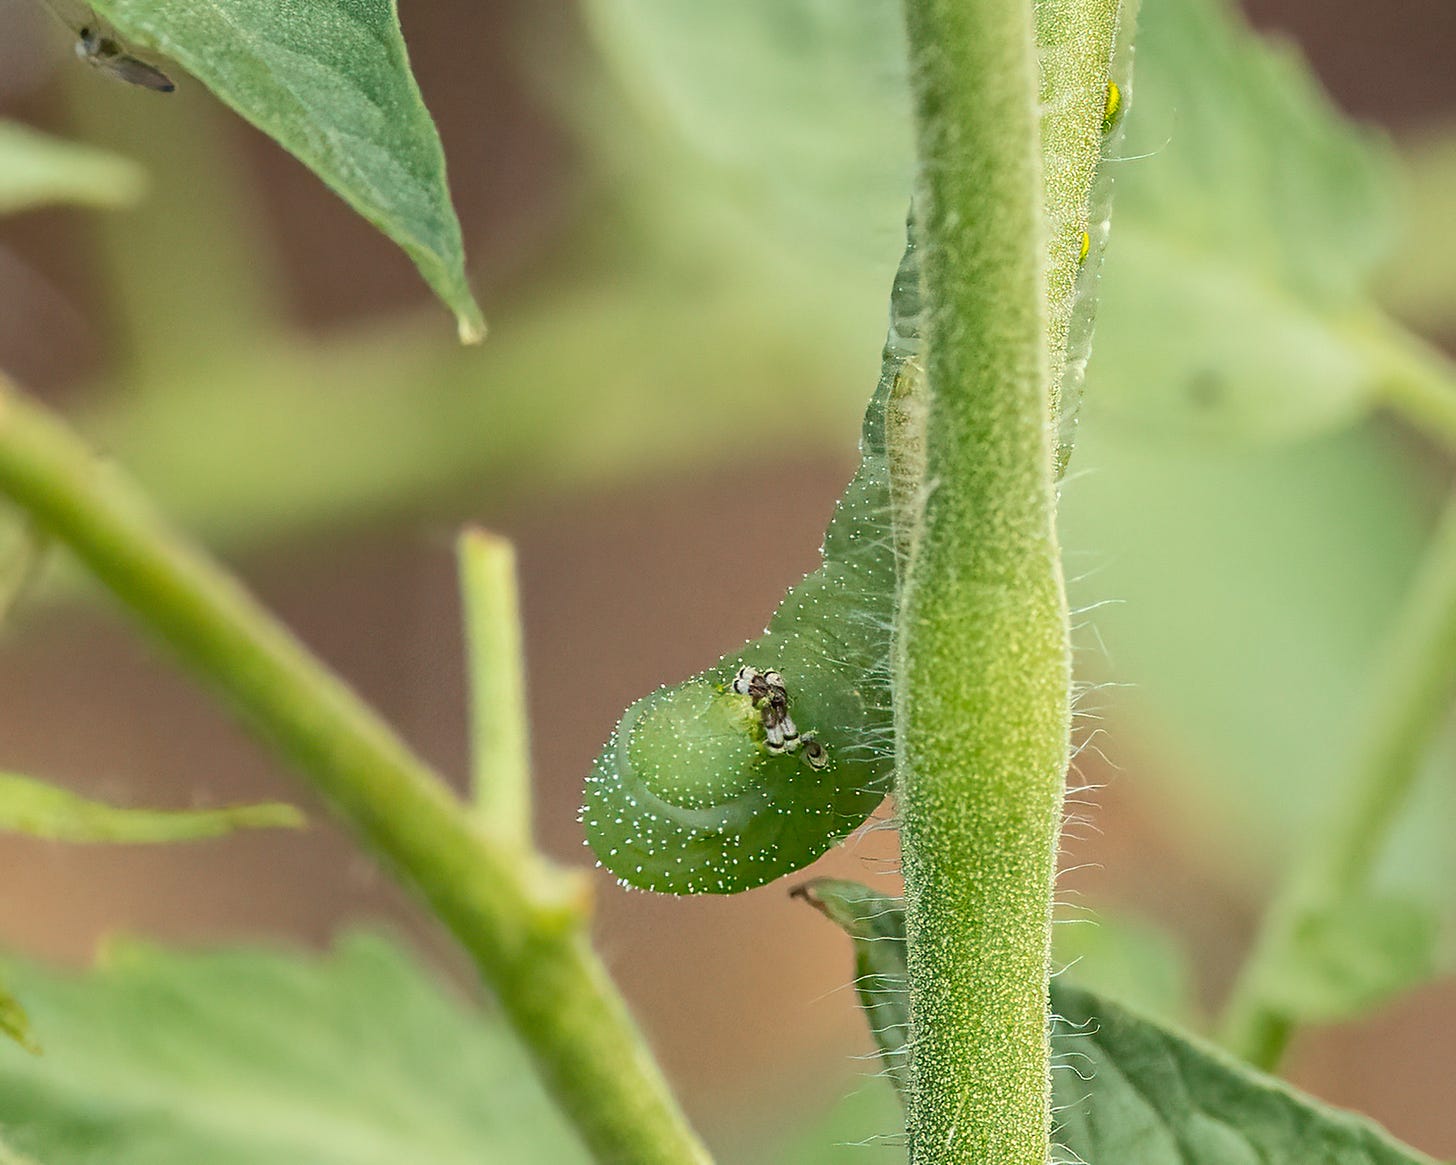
top-left (0, 519), bottom-right (47, 625)
top-left (1361, 312), bottom-right (1456, 450)
top-left (0, 377), bottom-right (710, 1165)
top-left (1221, 490), bottom-right (1456, 1069)
top-left (458, 528), bottom-right (532, 839)
top-left (0, 770), bottom-right (302, 842)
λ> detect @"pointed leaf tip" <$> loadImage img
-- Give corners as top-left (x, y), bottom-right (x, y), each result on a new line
top-left (89, 0), bottom-right (482, 336)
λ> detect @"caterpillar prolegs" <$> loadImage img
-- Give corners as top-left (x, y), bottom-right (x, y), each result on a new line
top-left (581, 240), bottom-right (924, 895)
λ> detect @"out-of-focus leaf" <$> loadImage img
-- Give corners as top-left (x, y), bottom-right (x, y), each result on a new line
top-left (1060, 411), bottom-right (1456, 945)
top-left (795, 881), bottom-right (1438, 1164)
top-left (87, 0), bottom-right (483, 341)
top-left (584, 0), bottom-right (912, 274)
top-left (1379, 127), bottom-right (1456, 333)
top-left (1054, 910), bottom-right (1195, 1025)
top-left (770, 1079), bottom-right (905, 1165)
top-left (1089, 0), bottom-right (1398, 441)
top-left (0, 1133), bottom-right (41, 1165)
top-left (89, 206), bottom-right (875, 547)
top-left (0, 934), bottom-right (588, 1164)
top-left (1250, 893), bottom-right (1440, 1025)
top-left (0, 772), bottom-right (303, 843)
top-left (66, 78), bottom-right (288, 382)
top-left (0, 983), bottom-right (38, 1056)
top-left (0, 121), bottom-right (144, 214)
top-left (585, 0), bottom-right (1410, 443)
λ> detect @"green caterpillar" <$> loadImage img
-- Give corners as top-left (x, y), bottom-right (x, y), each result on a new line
top-left (581, 236), bottom-right (924, 895)
top-left (1056, 6), bottom-right (1139, 474)
top-left (583, 23), bottom-right (1135, 894)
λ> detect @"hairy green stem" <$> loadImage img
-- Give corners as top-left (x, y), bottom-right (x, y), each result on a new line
top-left (894, 0), bottom-right (1074, 1158)
top-left (1221, 490), bottom-right (1456, 1068)
top-left (458, 528), bottom-right (533, 838)
top-left (893, 0), bottom-right (1125, 1156)
top-left (0, 379), bottom-right (710, 1165)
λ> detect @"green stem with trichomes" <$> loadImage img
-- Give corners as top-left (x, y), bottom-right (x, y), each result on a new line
top-left (892, 0), bottom-right (1097, 1157)
top-left (1221, 489), bottom-right (1456, 1069)
top-left (0, 378), bottom-right (710, 1165)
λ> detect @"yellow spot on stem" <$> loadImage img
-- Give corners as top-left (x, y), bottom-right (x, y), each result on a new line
top-left (1102, 81), bottom-right (1123, 135)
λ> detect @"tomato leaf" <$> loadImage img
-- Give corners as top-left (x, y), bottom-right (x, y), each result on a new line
top-left (89, 0), bottom-right (484, 340)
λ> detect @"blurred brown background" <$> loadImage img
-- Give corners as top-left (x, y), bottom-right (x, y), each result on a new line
top-left (1, 0), bottom-right (1453, 1157)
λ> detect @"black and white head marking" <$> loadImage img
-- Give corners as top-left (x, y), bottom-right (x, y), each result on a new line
top-left (730, 664), bottom-right (759, 697)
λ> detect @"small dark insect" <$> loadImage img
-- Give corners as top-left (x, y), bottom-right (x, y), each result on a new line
top-left (75, 24), bottom-right (175, 91)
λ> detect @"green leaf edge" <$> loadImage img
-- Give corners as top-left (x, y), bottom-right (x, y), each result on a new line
top-left (88, 0), bottom-right (485, 342)
top-left (796, 879), bottom-right (1439, 1165)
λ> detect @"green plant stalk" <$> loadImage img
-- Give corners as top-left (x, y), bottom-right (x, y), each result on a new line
top-left (1221, 489), bottom-right (1456, 1069)
top-left (0, 378), bottom-right (710, 1165)
top-left (894, 0), bottom-right (1072, 1159)
top-left (1362, 312), bottom-right (1456, 451)
top-left (458, 528), bottom-right (532, 838)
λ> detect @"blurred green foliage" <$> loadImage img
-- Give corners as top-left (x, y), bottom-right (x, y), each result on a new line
top-left (1380, 129), bottom-right (1456, 334)
top-left (0, 985), bottom-right (37, 1058)
top-left (0, 120), bottom-right (143, 214)
top-left (2, 0), bottom-right (1455, 1153)
top-left (582, 0), bottom-right (1429, 440)
top-left (1053, 908), bottom-right (1196, 1026)
top-left (583, 0), bottom-right (912, 275)
top-left (0, 935), bottom-right (588, 1164)
top-left (1060, 416), bottom-right (1456, 934)
top-left (1092, 0), bottom-right (1399, 441)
